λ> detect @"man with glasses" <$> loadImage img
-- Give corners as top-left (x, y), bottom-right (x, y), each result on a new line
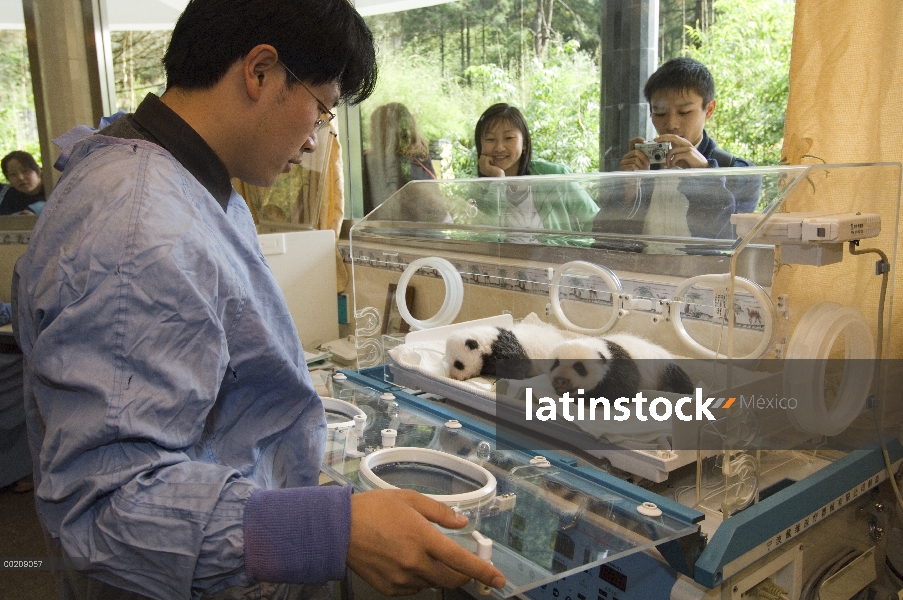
top-left (280, 60), bottom-right (336, 132)
top-left (13, 0), bottom-right (504, 599)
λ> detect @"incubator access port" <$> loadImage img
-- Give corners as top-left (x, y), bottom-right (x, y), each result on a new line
top-left (358, 447), bottom-right (498, 511)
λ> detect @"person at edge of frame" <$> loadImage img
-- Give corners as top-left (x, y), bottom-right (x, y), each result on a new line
top-left (12, 0), bottom-right (506, 598)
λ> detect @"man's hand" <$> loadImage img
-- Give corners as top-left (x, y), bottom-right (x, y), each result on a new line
top-left (656, 134), bottom-right (710, 169)
top-left (347, 489), bottom-right (506, 596)
top-left (478, 155), bottom-right (506, 178)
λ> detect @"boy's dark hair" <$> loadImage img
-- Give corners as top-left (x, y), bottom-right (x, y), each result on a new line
top-left (163, 0), bottom-right (377, 105)
top-left (644, 57), bottom-right (715, 106)
top-left (474, 103), bottom-right (532, 177)
top-left (1, 151), bottom-right (40, 179)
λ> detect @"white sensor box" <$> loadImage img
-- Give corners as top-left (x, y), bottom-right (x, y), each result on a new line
top-left (731, 212), bottom-right (881, 244)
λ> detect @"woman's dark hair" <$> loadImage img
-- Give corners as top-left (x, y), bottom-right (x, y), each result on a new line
top-left (1, 151), bottom-right (40, 179)
top-left (644, 57), bottom-right (715, 106)
top-left (474, 103), bottom-right (532, 177)
top-left (163, 0), bottom-right (378, 105)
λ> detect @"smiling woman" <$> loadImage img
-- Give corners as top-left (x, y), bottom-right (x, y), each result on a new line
top-left (476, 103), bottom-right (532, 178)
top-left (470, 103), bottom-right (599, 235)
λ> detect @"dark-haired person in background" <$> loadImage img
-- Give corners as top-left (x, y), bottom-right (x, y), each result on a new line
top-left (13, 0), bottom-right (504, 598)
top-left (0, 151), bottom-right (45, 215)
top-left (363, 102), bottom-right (436, 212)
top-left (609, 57), bottom-right (759, 239)
top-left (474, 102), bottom-right (598, 234)
top-left (362, 102), bottom-right (452, 223)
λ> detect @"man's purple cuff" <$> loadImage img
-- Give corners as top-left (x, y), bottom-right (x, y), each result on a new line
top-left (243, 485), bottom-right (352, 584)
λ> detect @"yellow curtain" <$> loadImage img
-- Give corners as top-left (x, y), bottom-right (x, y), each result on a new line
top-left (777, 0), bottom-right (903, 359)
top-left (233, 120), bottom-right (349, 292)
top-left (318, 126), bottom-right (350, 293)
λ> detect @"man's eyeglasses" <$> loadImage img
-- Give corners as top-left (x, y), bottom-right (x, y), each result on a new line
top-left (278, 60), bottom-right (336, 131)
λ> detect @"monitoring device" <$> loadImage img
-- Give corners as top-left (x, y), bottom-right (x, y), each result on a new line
top-left (731, 211), bottom-right (881, 244)
top-left (731, 212), bottom-right (881, 266)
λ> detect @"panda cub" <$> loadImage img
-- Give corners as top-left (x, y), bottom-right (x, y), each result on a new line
top-left (446, 323), bottom-right (565, 381)
top-left (548, 334), bottom-right (693, 400)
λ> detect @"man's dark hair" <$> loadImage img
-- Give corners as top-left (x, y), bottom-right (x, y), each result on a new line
top-left (474, 103), bottom-right (532, 177)
top-left (644, 57), bottom-right (715, 106)
top-left (163, 0), bottom-right (377, 105)
top-left (1, 151), bottom-right (40, 179)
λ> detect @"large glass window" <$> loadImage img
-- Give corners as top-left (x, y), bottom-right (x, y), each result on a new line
top-left (103, 0), bottom-right (181, 112)
top-left (354, 0), bottom-right (794, 217)
top-left (110, 30), bottom-right (170, 113)
top-left (0, 0), bottom-right (794, 223)
top-left (0, 29), bottom-right (39, 163)
top-left (357, 0), bottom-right (604, 216)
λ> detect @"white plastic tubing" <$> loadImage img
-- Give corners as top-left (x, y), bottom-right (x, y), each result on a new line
top-left (395, 257), bottom-right (464, 330)
top-left (672, 273), bottom-right (775, 361)
top-left (549, 261), bottom-right (623, 335)
top-left (784, 302), bottom-right (875, 437)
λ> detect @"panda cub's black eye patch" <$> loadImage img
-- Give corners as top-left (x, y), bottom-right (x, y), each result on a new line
top-left (573, 362), bottom-right (587, 377)
top-left (465, 339), bottom-right (479, 350)
top-left (454, 360), bottom-right (465, 370)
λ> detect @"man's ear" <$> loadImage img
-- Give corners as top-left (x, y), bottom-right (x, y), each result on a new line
top-left (243, 44), bottom-right (280, 102)
top-left (704, 99), bottom-right (716, 120)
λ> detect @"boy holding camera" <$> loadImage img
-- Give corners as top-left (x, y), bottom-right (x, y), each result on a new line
top-left (619, 57), bottom-right (753, 173)
top-left (608, 57), bottom-right (758, 239)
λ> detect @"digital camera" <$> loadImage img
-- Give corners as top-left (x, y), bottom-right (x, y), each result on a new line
top-left (635, 141), bottom-right (671, 164)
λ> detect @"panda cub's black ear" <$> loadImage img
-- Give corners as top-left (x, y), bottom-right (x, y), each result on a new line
top-left (551, 359), bottom-right (560, 370)
top-left (465, 339), bottom-right (479, 350)
top-left (596, 351), bottom-right (607, 362)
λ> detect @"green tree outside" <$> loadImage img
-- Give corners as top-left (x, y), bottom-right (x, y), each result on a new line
top-left (686, 0), bottom-right (795, 165)
top-left (110, 30), bottom-right (169, 112)
top-left (0, 31), bottom-right (40, 166)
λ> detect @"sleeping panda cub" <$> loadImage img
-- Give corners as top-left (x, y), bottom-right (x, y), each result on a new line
top-left (446, 323), bottom-right (565, 381)
top-left (548, 334), bottom-right (693, 400)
